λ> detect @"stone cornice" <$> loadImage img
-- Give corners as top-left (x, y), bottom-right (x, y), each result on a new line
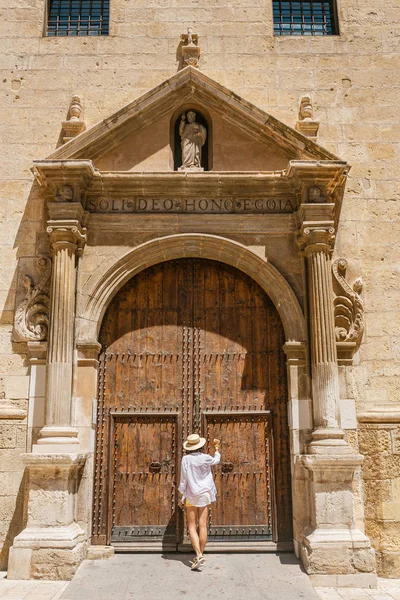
top-left (357, 411), bottom-right (400, 423)
top-left (22, 453), bottom-right (88, 467)
top-left (0, 403), bottom-right (27, 420)
top-left (32, 160), bottom-right (349, 218)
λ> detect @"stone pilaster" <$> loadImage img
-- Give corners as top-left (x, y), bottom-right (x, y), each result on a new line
top-left (297, 202), bottom-right (376, 586)
top-left (35, 203), bottom-right (86, 452)
top-left (298, 205), bottom-right (348, 453)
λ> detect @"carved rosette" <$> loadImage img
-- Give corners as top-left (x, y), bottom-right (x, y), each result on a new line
top-left (14, 257), bottom-right (51, 342)
top-left (332, 258), bottom-right (364, 359)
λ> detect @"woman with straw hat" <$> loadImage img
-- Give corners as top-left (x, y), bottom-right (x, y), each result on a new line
top-left (178, 433), bottom-right (221, 570)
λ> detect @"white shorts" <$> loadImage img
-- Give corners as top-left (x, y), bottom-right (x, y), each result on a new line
top-left (185, 492), bottom-right (213, 507)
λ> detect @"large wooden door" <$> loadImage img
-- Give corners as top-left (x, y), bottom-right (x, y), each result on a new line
top-left (92, 259), bottom-right (291, 549)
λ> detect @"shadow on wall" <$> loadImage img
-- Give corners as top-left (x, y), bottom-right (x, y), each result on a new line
top-left (0, 471), bottom-right (26, 570)
top-left (0, 178), bottom-right (48, 569)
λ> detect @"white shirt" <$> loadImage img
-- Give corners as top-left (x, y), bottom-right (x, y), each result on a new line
top-left (178, 451), bottom-right (221, 502)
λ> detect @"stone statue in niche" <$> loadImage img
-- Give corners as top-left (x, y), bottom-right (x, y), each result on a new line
top-left (178, 111), bottom-right (207, 171)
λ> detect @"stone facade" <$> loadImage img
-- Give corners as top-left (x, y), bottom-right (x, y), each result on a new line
top-left (0, 0), bottom-right (399, 585)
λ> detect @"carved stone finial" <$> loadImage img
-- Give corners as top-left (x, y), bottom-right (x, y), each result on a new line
top-left (299, 95), bottom-right (313, 121)
top-left (180, 27), bottom-right (200, 69)
top-left (68, 95), bottom-right (83, 121)
top-left (295, 95), bottom-right (320, 140)
top-left (332, 258), bottom-right (364, 350)
top-left (61, 95), bottom-right (86, 144)
top-left (13, 257), bottom-right (51, 342)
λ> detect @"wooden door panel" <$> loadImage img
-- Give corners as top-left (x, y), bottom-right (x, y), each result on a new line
top-left (204, 412), bottom-right (273, 542)
top-left (93, 258), bottom-right (292, 547)
top-left (110, 414), bottom-right (178, 546)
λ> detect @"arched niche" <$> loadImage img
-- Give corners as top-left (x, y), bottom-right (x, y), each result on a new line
top-left (171, 105), bottom-right (212, 171)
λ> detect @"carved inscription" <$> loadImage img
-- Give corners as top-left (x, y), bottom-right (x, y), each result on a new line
top-left (86, 197), bottom-right (295, 214)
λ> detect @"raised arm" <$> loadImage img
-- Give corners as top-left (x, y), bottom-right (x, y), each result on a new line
top-left (205, 438), bottom-right (221, 465)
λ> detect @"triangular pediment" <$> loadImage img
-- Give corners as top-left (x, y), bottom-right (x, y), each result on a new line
top-left (47, 66), bottom-right (340, 171)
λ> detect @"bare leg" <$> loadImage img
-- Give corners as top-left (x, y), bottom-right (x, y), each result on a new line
top-left (198, 505), bottom-right (208, 555)
top-left (186, 506), bottom-right (201, 557)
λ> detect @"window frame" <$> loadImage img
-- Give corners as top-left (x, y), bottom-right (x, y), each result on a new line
top-left (272, 0), bottom-right (340, 37)
top-left (44, 0), bottom-right (110, 38)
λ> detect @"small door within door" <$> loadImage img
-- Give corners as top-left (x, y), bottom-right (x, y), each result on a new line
top-left (204, 412), bottom-right (275, 543)
top-left (110, 414), bottom-right (179, 550)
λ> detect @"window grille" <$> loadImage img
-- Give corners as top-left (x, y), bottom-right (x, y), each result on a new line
top-left (47, 0), bottom-right (110, 36)
top-left (273, 0), bottom-right (338, 36)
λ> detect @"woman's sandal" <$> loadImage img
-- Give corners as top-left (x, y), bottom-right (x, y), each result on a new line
top-left (190, 555), bottom-right (205, 570)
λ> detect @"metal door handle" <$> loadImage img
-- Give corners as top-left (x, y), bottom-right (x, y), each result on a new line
top-left (149, 461), bottom-right (161, 473)
top-left (222, 462), bottom-right (234, 473)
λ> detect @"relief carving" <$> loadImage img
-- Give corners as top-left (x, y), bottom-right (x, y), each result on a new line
top-left (14, 257), bottom-right (51, 342)
top-left (55, 185), bottom-right (74, 202)
top-left (308, 186), bottom-right (326, 203)
top-left (332, 258), bottom-right (364, 347)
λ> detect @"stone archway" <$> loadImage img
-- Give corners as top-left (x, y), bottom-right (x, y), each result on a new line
top-left (91, 257), bottom-right (293, 550)
top-left (78, 233), bottom-right (307, 346)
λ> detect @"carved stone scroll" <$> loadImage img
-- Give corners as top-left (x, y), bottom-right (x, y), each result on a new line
top-left (332, 259), bottom-right (364, 362)
top-left (13, 257), bottom-right (51, 342)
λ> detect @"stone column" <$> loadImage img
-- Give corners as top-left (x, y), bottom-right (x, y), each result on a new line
top-left (299, 224), bottom-right (348, 452)
top-left (35, 211), bottom-right (86, 451)
top-left (297, 203), bottom-right (376, 586)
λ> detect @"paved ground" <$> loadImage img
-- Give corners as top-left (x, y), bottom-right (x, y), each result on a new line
top-left (0, 554), bottom-right (399, 600)
top-left (60, 553), bottom-right (318, 600)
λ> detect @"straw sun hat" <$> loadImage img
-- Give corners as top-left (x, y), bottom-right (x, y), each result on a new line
top-left (183, 433), bottom-right (206, 451)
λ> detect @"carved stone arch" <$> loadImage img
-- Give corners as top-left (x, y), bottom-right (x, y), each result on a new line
top-left (78, 233), bottom-right (306, 345)
top-left (170, 104), bottom-right (213, 171)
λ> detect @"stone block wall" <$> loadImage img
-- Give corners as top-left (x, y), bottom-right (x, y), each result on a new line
top-left (359, 423), bottom-right (400, 577)
top-left (0, 0), bottom-right (399, 576)
top-left (0, 399), bottom-right (27, 570)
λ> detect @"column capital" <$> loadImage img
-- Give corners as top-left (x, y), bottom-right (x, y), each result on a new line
top-left (47, 200), bottom-right (88, 252)
top-left (46, 222), bottom-right (87, 252)
top-left (296, 202), bottom-right (336, 254)
top-left (297, 224), bottom-right (336, 255)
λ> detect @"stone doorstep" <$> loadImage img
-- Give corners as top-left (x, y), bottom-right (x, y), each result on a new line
top-left (86, 545), bottom-right (115, 560)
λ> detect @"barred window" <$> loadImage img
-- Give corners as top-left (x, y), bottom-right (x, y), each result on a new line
top-left (273, 0), bottom-right (338, 36)
top-left (47, 0), bottom-right (110, 36)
